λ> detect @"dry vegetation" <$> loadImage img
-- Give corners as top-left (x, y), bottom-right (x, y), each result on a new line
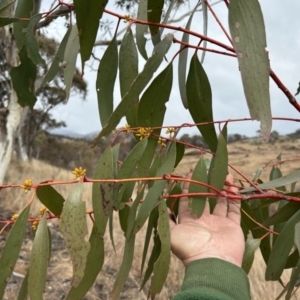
top-left (1, 137), bottom-right (300, 299)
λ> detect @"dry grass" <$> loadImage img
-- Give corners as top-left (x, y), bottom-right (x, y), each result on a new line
top-left (1, 138), bottom-right (300, 299)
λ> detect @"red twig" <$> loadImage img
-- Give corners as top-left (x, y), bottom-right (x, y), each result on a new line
top-left (270, 70), bottom-right (300, 113)
top-left (205, 0), bottom-right (233, 45)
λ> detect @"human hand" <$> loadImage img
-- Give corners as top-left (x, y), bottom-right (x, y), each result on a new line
top-left (169, 173), bottom-right (244, 267)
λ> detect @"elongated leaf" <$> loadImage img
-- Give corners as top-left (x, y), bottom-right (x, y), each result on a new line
top-left (295, 222), bottom-right (300, 253)
top-left (36, 185), bottom-right (65, 215)
top-left (242, 238), bottom-right (260, 274)
top-left (24, 14), bottom-right (45, 65)
top-left (229, 0), bottom-right (271, 140)
top-left (0, 16), bottom-right (18, 26)
top-left (111, 192), bottom-right (140, 299)
top-left (159, 0), bottom-right (176, 35)
top-left (141, 208), bottom-right (159, 275)
top-left (286, 259), bottom-right (300, 299)
top-left (0, 205), bottom-right (29, 298)
top-left (94, 34), bottom-right (173, 141)
top-left (10, 46), bottom-right (37, 107)
top-left (0, 0), bottom-right (15, 16)
top-left (241, 201), bottom-right (271, 264)
top-left (166, 183), bottom-right (182, 219)
top-left (96, 36), bottom-right (118, 127)
top-left (150, 201), bottom-right (171, 298)
top-left (116, 138), bottom-right (148, 208)
top-left (138, 63), bottom-right (173, 131)
top-left (186, 54), bottom-right (218, 152)
top-left (141, 232), bottom-right (161, 289)
top-left (285, 249), bottom-right (299, 269)
top-left (263, 202), bottom-right (300, 227)
top-left (241, 169), bottom-right (300, 193)
top-left (200, 0), bottom-right (208, 63)
top-left (189, 157), bottom-right (208, 217)
top-left (269, 166), bottom-right (286, 192)
top-left (64, 24), bottom-right (80, 101)
top-left (147, 0), bottom-right (163, 45)
top-left (208, 131), bottom-right (228, 203)
top-left (66, 226), bottom-right (105, 300)
top-left (73, 0), bottom-right (108, 68)
top-left (175, 142), bottom-right (185, 168)
top-left (119, 28), bottom-right (139, 127)
top-left (136, 0), bottom-right (148, 60)
top-left (28, 215), bottom-right (49, 300)
top-left (108, 212), bottom-right (116, 251)
top-left (266, 209), bottom-right (300, 280)
top-left (40, 27), bottom-right (72, 87)
top-left (92, 146), bottom-right (114, 237)
top-left (178, 3), bottom-right (199, 108)
top-left (133, 143), bottom-right (176, 234)
top-left (13, 0), bottom-right (32, 50)
top-left (60, 183), bottom-right (90, 287)
top-left (17, 272), bottom-right (28, 300)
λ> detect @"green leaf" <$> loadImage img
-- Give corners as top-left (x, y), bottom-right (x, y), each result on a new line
top-left (17, 272), bottom-right (28, 300)
top-left (13, 0), bottom-right (32, 50)
top-left (150, 201), bottom-right (171, 298)
top-left (94, 33), bottom-right (173, 141)
top-left (0, 205), bottom-right (29, 298)
top-left (0, 0), bottom-right (15, 16)
top-left (263, 202), bottom-right (300, 227)
top-left (188, 157), bottom-right (208, 217)
top-left (36, 184), bottom-right (65, 215)
top-left (285, 259), bottom-right (300, 299)
top-left (24, 14), bottom-right (45, 65)
top-left (295, 222), bottom-right (300, 254)
top-left (178, 3), bottom-right (199, 108)
top-left (147, 0), bottom-right (163, 45)
top-left (200, 0), bottom-right (208, 63)
top-left (116, 138), bottom-right (148, 208)
top-left (266, 209), bottom-right (300, 280)
top-left (241, 169), bottom-right (300, 193)
top-left (119, 28), bottom-right (139, 127)
top-left (73, 0), bottom-right (108, 69)
top-left (108, 212), bottom-right (116, 251)
top-left (175, 142), bottom-right (185, 168)
top-left (186, 54), bottom-right (218, 152)
top-left (136, 0), bottom-right (148, 60)
top-left (241, 201), bottom-right (271, 264)
top-left (285, 249), bottom-right (299, 269)
top-left (229, 0), bottom-right (271, 140)
top-left (96, 36), bottom-right (118, 127)
top-left (60, 183), bottom-right (90, 287)
top-left (111, 192), bottom-right (140, 299)
top-left (132, 142), bottom-right (176, 234)
top-left (141, 230), bottom-right (161, 289)
top-left (92, 146), bottom-right (114, 237)
top-left (138, 63), bottom-right (173, 132)
top-left (65, 226), bottom-right (105, 300)
top-left (242, 238), bottom-right (260, 274)
top-left (28, 215), bottom-right (49, 300)
top-left (141, 208), bottom-right (159, 275)
top-left (166, 183), bottom-right (182, 219)
top-left (40, 27), bottom-right (72, 88)
top-left (0, 16), bottom-right (19, 26)
top-left (208, 131), bottom-right (228, 207)
top-left (64, 24), bottom-right (80, 101)
top-left (10, 46), bottom-right (37, 107)
top-left (269, 166), bottom-right (286, 192)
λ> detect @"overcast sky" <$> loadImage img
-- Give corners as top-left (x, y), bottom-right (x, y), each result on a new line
top-left (42, 0), bottom-right (300, 138)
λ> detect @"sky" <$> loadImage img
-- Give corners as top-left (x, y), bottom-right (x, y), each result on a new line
top-left (41, 0), bottom-right (300, 138)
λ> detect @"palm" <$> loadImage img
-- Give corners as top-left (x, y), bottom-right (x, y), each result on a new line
top-left (170, 174), bottom-right (245, 267)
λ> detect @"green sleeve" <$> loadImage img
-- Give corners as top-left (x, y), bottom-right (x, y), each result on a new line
top-left (173, 258), bottom-right (251, 300)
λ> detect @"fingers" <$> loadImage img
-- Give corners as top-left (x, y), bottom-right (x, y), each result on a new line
top-left (213, 195), bottom-right (228, 217)
top-left (227, 186), bottom-right (241, 224)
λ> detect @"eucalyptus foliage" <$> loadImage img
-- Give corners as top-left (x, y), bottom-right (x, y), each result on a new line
top-left (1, 0), bottom-right (300, 299)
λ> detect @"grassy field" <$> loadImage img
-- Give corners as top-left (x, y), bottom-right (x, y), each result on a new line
top-left (1, 137), bottom-right (300, 299)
